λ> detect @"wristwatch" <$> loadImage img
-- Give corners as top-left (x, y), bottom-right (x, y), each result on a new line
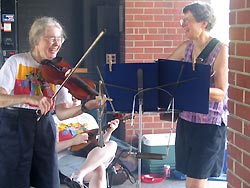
top-left (81, 100), bottom-right (90, 113)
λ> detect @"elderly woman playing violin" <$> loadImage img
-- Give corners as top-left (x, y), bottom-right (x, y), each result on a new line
top-left (0, 16), bottom-right (102, 188)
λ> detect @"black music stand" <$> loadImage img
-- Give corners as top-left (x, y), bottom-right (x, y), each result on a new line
top-left (104, 59), bottom-right (211, 114)
top-left (103, 59), bottom-right (211, 188)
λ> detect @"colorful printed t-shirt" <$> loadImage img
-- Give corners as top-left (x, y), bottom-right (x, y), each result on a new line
top-left (0, 52), bottom-right (63, 109)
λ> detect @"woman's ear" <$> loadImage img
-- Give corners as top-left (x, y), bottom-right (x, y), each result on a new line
top-left (202, 20), bottom-right (209, 30)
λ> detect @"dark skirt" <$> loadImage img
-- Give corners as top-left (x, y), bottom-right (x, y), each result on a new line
top-left (175, 118), bottom-right (227, 179)
top-left (0, 107), bottom-right (59, 188)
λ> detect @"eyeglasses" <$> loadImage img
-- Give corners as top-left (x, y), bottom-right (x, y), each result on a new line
top-left (44, 36), bottom-right (65, 44)
top-left (180, 18), bottom-right (195, 27)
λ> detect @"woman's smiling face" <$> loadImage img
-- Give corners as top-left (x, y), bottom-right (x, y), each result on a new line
top-left (35, 26), bottom-right (64, 61)
top-left (181, 11), bottom-right (205, 40)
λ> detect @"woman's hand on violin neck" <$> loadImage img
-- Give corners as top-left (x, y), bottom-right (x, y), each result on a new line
top-left (81, 95), bottom-right (112, 112)
top-left (30, 96), bottom-right (53, 115)
top-left (84, 98), bottom-right (102, 111)
top-left (107, 119), bottom-right (120, 132)
top-left (96, 95), bottom-right (112, 104)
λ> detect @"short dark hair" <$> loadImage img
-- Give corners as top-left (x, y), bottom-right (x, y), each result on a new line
top-left (183, 2), bottom-right (216, 31)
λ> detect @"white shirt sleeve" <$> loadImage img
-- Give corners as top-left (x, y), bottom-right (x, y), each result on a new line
top-left (55, 86), bottom-right (73, 105)
top-left (0, 56), bottom-right (18, 94)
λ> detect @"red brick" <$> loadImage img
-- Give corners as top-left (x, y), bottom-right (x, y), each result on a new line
top-left (228, 100), bottom-right (235, 115)
top-left (145, 35), bottom-right (164, 40)
top-left (157, 28), bottom-right (168, 34)
top-left (126, 35), bottom-right (143, 40)
top-left (236, 43), bottom-right (250, 57)
top-left (244, 122), bottom-right (250, 138)
top-left (228, 143), bottom-right (242, 162)
top-left (236, 104), bottom-right (250, 121)
top-left (125, 27), bottom-right (134, 34)
top-left (236, 73), bottom-right (250, 89)
top-left (243, 182), bottom-right (250, 188)
top-left (229, 27), bottom-right (245, 40)
top-left (228, 57), bottom-right (244, 72)
top-left (154, 41), bottom-right (172, 47)
top-left (141, 115), bottom-right (154, 123)
top-left (126, 21), bottom-right (144, 28)
top-left (164, 8), bottom-right (182, 15)
top-left (144, 8), bottom-right (164, 15)
top-left (164, 21), bottom-right (181, 28)
top-left (238, 10), bottom-right (250, 25)
top-left (246, 28), bottom-right (250, 41)
top-left (227, 157), bottom-right (234, 172)
top-left (134, 54), bottom-right (153, 60)
top-left (154, 54), bottom-right (168, 60)
top-left (144, 122), bottom-right (163, 129)
top-left (134, 41), bottom-right (153, 47)
top-left (228, 71), bottom-right (236, 86)
top-left (155, 2), bottom-right (173, 8)
top-left (246, 60), bottom-right (250, 73)
top-left (154, 129), bottom-right (169, 134)
top-left (126, 48), bottom-right (143, 53)
top-left (228, 115), bottom-right (243, 133)
top-left (134, 15), bottom-right (153, 21)
top-left (228, 86), bottom-right (243, 102)
top-left (235, 161), bottom-right (250, 183)
top-left (230, 0), bottom-right (246, 9)
top-left (229, 11), bottom-right (236, 25)
top-left (164, 35), bottom-right (182, 41)
top-left (125, 1), bottom-right (134, 8)
top-left (144, 21), bottom-right (164, 27)
top-left (229, 42), bottom-right (236, 56)
top-left (227, 129), bottom-right (235, 145)
top-left (235, 132), bottom-right (250, 153)
top-left (243, 152), bottom-right (250, 170)
top-left (173, 1), bottom-right (192, 10)
top-left (245, 91), bottom-right (250, 105)
top-left (145, 48), bottom-right (163, 54)
top-left (227, 170), bottom-right (242, 188)
top-left (125, 8), bottom-right (143, 15)
top-left (134, 2), bottom-right (154, 8)
top-left (154, 15), bottom-right (170, 21)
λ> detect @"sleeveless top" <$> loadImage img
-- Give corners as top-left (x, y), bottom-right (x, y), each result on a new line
top-left (179, 40), bottom-right (229, 126)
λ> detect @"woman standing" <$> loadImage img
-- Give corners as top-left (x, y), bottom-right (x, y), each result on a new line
top-left (0, 17), bottom-right (100, 188)
top-left (168, 2), bottom-right (228, 188)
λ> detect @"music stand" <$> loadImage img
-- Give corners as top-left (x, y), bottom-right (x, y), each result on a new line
top-left (103, 59), bottom-right (211, 188)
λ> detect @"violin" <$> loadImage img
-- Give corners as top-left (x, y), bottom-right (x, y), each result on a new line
top-left (39, 57), bottom-right (98, 101)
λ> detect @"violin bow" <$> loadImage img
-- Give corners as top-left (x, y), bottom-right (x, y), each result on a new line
top-left (37, 29), bottom-right (106, 121)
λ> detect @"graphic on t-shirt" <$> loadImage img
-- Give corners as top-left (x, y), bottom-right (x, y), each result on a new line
top-left (13, 63), bottom-right (55, 108)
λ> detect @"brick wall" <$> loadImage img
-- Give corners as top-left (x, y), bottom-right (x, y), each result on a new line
top-left (125, 0), bottom-right (193, 63)
top-left (227, 0), bottom-right (250, 187)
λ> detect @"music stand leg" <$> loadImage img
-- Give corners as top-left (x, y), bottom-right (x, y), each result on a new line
top-left (136, 100), bottom-right (143, 188)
